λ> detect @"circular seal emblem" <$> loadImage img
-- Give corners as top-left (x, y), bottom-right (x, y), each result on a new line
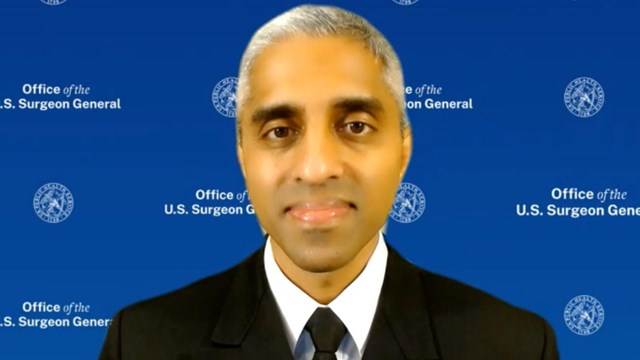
top-left (392, 0), bottom-right (420, 5)
top-left (40, 0), bottom-right (67, 5)
top-left (212, 77), bottom-right (238, 118)
top-left (390, 182), bottom-right (426, 223)
top-left (33, 183), bottom-right (74, 223)
top-left (564, 295), bottom-right (605, 336)
top-left (564, 77), bottom-right (605, 118)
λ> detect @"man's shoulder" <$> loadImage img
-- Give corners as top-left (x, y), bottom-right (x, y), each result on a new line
top-left (100, 250), bottom-right (265, 359)
top-left (115, 251), bottom-right (259, 338)
top-left (389, 249), bottom-right (546, 326)
top-left (418, 266), bottom-right (543, 324)
top-left (124, 263), bottom-right (237, 318)
top-left (401, 257), bottom-right (556, 356)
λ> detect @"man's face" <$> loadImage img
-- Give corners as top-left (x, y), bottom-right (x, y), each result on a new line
top-left (237, 35), bottom-right (411, 273)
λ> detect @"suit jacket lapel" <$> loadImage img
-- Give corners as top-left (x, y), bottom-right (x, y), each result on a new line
top-left (189, 249), bottom-right (293, 360)
top-left (185, 244), bottom-right (439, 360)
top-left (363, 247), bottom-right (440, 360)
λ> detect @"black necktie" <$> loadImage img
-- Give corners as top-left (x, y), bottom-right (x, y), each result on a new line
top-left (304, 307), bottom-right (347, 360)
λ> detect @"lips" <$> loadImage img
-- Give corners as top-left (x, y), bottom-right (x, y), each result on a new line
top-left (286, 200), bottom-right (353, 224)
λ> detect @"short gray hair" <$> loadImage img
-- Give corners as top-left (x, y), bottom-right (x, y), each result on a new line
top-left (236, 5), bottom-right (409, 137)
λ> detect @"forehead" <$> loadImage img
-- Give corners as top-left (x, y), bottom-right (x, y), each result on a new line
top-left (245, 35), bottom-right (392, 113)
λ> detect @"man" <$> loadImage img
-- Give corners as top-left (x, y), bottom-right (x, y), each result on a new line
top-left (100, 5), bottom-right (559, 360)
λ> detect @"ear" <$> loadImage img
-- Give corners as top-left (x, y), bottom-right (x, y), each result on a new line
top-left (399, 127), bottom-right (412, 180)
top-left (237, 142), bottom-right (247, 178)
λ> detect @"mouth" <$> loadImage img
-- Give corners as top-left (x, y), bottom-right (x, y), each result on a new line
top-left (285, 199), bottom-right (355, 225)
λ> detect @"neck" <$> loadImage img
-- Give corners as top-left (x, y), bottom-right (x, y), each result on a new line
top-left (271, 234), bottom-right (378, 305)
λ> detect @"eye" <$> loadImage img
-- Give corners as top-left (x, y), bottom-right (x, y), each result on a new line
top-left (340, 121), bottom-right (373, 136)
top-left (347, 122), bottom-right (366, 134)
top-left (264, 126), bottom-right (298, 141)
top-left (270, 127), bottom-right (289, 138)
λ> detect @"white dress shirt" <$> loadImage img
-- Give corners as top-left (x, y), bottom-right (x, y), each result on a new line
top-left (264, 232), bottom-right (388, 360)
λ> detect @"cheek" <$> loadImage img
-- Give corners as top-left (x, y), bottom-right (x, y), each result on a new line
top-left (244, 157), bottom-right (280, 204)
top-left (357, 151), bottom-right (403, 202)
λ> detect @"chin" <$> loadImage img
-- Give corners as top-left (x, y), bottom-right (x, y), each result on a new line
top-left (294, 246), bottom-right (355, 273)
top-left (296, 257), bottom-right (346, 274)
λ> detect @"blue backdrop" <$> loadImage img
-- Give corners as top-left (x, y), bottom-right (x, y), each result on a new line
top-left (1, 0), bottom-right (638, 359)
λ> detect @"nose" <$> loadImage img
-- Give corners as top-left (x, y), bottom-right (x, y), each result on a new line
top-left (292, 125), bottom-right (344, 184)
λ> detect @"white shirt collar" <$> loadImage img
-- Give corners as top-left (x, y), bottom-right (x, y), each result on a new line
top-left (264, 232), bottom-right (388, 355)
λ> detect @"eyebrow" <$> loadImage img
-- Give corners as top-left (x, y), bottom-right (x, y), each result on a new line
top-left (330, 96), bottom-right (384, 116)
top-left (251, 103), bottom-right (303, 126)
